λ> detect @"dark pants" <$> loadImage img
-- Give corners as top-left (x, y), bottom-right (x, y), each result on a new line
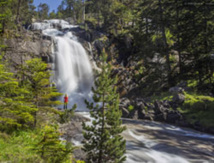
top-left (64, 102), bottom-right (67, 109)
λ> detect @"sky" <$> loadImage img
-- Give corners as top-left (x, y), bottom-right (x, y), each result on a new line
top-left (33, 0), bottom-right (62, 12)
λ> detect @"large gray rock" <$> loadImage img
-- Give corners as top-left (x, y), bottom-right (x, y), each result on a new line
top-left (121, 107), bottom-right (129, 118)
top-left (154, 101), bottom-right (165, 114)
top-left (169, 86), bottom-right (184, 94)
top-left (166, 111), bottom-right (182, 123)
top-left (4, 30), bottom-right (52, 71)
top-left (173, 93), bottom-right (185, 104)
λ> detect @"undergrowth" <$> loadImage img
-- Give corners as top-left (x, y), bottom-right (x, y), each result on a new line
top-left (179, 92), bottom-right (214, 128)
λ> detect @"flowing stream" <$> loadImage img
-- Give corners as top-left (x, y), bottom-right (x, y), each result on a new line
top-left (32, 20), bottom-right (214, 163)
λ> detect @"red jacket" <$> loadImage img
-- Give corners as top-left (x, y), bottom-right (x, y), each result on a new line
top-left (64, 96), bottom-right (68, 103)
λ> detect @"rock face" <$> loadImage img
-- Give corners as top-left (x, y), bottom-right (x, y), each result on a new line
top-left (4, 29), bottom-right (52, 72)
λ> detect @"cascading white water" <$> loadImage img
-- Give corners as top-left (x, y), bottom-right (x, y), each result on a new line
top-left (54, 34), bottom-right (94, 110)
top-left (32, 20), bottom-right (93, 111)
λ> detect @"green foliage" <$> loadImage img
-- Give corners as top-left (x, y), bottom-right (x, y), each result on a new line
top-left (169, 54), bottom-right (177, 63)
top-left (128, 105), bottom-right (134, 112)
top-left (132, 0), bottom-right (214, 92)
top-left (82, 49), bottom-right (126, 163)
top-left (0, 56), bottom-right (36, 132)
top-left (133, 60), bottom-right (145, 83)
top-left (76, 160), bottom-right (85, 163)
top-left (0, 0), bottom-right (14, 33)
top-left (56, 0), bottom-right (84, 23)
top-left (34, 125), bottom-right (73, 163)
top-left (180, 92), bottom-right (214, 127)
top-left (150, 92), bottom-right (173, 103)
top-left (18, 58), bottom-right (62, 126)
top-left (37, 3), bottom-right (49, 20)
top-left (0, 130), bottom-right (42, 162)
top-left (49, 10), bottom-right (57, 19)
top-left (182, 93), bottom-right (214, 110)
top-left (0, 126), bottom-right (74, 163)
top-left (60, 104), bottom-right (77, 123)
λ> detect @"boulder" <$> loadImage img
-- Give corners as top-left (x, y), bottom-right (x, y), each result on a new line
top-left (129, 109), bottom-right (138, 120)
top-left (121, 107), bottom-right (129, 118)
top-left (155, 112), bottom-right (167, 121)
top-left (172, 93), bottom-right (185, 104)
top-left (169, 86), bottom-right (184, 94)
top-left (166, 111), bottom-right (182, 123)
top-left (120, 98), bottom-right (131, 107)
top-left (154, 101), bottom-right (165, 114)
top-left (137, 103), bottom-right (146, 119)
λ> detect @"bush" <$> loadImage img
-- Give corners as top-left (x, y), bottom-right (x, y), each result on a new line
top-left (180, 92), bottom-right (214, 127)
top-left (128, 105), bottom-right (134, 112)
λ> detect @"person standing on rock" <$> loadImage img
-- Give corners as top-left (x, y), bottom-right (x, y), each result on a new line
top-left (64, 94), bottom-right (68, 109)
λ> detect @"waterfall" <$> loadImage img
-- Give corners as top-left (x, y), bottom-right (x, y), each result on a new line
top-left (32, 20), bottom-right (93, 111)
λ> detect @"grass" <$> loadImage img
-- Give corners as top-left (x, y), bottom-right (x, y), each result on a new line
top-left (0, 130), bottom-right (42, 163)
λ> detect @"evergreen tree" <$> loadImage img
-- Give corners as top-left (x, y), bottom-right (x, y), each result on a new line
top-left (18, 58), bottom-right (62, 126)
top-left (82, 50), bottom-right (126, 163)
top-left (0, 0), bottom-right (14, 34)
top-left (37, 3), bottom-right (49, 20)
top-left (34, 125), bottom-right (74, 163)
top-left (0, 55), bottom-right (36, 131)
top-left (49, 10), bottom-right (57, 19)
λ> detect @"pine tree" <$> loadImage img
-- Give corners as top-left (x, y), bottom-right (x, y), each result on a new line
top-left (18, 58), bottom-right (62, 126)
top-left (82, 50), bottom-right (126, 163)
top-left (34, 125), bottom-right (74, 162)
top-left (0, 55), bottom-right (36, 132)
top-left (0, 0), bottom-right (14, 34)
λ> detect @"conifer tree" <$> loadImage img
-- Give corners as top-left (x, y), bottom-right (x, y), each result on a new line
top-left (34, 125), bottom-right (74, 163)
top-left (0, 55), bottom-right (36, 131)
top-left (19, 58), bottom-right (62, 126)
top-left (0, 0), bottom-right (14, 34)
top-left (82, 50), bottom-right (126, 163)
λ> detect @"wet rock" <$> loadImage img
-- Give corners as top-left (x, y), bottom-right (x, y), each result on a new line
top-left (42, 35), bottom-right (52, 41)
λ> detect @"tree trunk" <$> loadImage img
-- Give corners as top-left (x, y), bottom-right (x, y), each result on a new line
top-left (98, 93), bottom-right (105, 163)
top-left (158, 0), bottom-right (172, 86)
top-left (16, 0), bottom-right (22, 24)
top-left (82, 0), bottom-right (85, 23)
top-left (176, 0), bottom-right (182, 74)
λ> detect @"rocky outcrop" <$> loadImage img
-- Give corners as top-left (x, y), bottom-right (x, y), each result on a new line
top-left (120, 97), bottom-right (182, 125)
top-left (3, 29), bottom-right (52, 72)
